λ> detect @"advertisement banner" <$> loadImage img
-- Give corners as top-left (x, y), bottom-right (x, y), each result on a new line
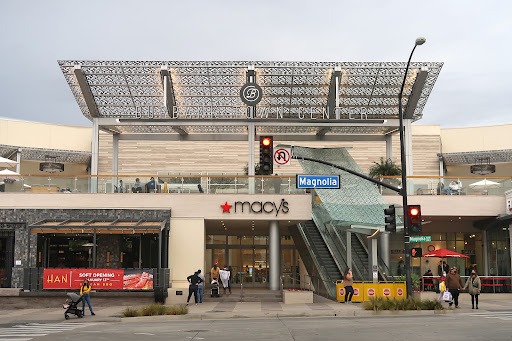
top-left (123, 269), bottom-right (154, 290)
top-left (43, 269), bottom-right (124, 290)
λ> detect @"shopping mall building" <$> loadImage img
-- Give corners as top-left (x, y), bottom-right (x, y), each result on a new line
top-left (0, 61), bottom-right (511, 298)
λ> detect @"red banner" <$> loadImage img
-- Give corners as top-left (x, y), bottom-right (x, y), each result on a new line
top-left (43, 269), bottom-right (124, 290)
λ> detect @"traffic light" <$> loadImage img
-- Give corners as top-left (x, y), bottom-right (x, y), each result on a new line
top-left (384, 205), bottom-right (396, 232)
top-left (411, 247), bottom-right (423, 257)
top-left (407, 205), bottom-right (422, 235)
top-left (259, 136), bottom-right (273, 175)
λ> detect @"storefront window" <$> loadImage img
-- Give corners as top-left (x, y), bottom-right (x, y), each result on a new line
top-left (207, 235), bottom-right (227, 245)
top-left (241, 236), bottom-right (253, 245)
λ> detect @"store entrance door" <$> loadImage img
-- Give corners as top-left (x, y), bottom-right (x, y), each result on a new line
top-left (0, 231), bottom-right (15, 288)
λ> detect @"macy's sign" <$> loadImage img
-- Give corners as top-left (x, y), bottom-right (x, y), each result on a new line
top-left (221, 199), bottom-right (289, 217)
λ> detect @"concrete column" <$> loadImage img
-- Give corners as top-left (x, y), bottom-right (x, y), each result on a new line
top-left (112, 134), bottom-right (119, 193)
top-left (90, 118), bottom-right (99, 193)
top-left (483, 230), bottom-right (489, 276)
top-left (404, 119), bottom-right (414, 195)
top-left (248, 123), bottom-right (255, 194)
top-left (368, 238), bottom-right (378, 283)
top-left (379, 232), bottom-right (390, 274)
top-left (15, 149), bottom-right (21, 174)
top-left (346, 230), bottom-right (352, 270)
top-left (509, 224), bottom-right (512, 277)
top-left (269, 221), bottom-right (280, 290)
top-left (385, 134), bottom-right (393, 161)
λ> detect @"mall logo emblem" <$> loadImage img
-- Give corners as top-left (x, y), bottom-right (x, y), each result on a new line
top-left (240, 83), bottom-right (263, 106)
top-left (221, 199), bottom-right (289, 216)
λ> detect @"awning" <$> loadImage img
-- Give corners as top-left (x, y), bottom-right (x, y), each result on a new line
top-left (29, 219), bottom-right (167, 234)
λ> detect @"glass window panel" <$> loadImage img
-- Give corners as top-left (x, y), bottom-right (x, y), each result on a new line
top-left (207, 235), bottom-right (226, 245)
top-left (241, 236), bottom-right (253, 245)
top-left (241, 249), bottom-right (253, 282)
top-left (212, 249), bottom-right (225, 269)
top-left (254, 249), bottom-right (267, 284)
top-left (228, 236), bottom-right (241, 245)
top-left (430, 233), bottom-right (444, 242)
top-left (228, 249), bottom-right (241, 284)
top-left (254, 236), bottom-right (267, 245)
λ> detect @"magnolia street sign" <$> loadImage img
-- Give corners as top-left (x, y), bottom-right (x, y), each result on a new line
top-left (296, 175), bottom-right (340, 189)
top-left (410, 236), bottom-right (431, 242)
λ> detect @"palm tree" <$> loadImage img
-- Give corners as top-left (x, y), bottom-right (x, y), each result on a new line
top-left (368, 157), bottom-right (401, 179)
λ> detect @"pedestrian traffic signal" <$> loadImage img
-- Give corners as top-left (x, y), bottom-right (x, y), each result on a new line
top-left (407, 205), bottom-right (422, 235)
top-left (259, 136), bottom-right (273, 175)
top-left (384, 205), bottom-right (396, 232)
top-left (411, 247), bottom-right (422, 257)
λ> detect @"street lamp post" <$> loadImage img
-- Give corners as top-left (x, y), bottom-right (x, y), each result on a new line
top-left (399, 37), bottom-right (426, 297)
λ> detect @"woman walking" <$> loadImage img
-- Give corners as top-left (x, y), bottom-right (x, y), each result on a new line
top-left (80, 279), bottom-right (95, 316)
top-left (343, 268), bottom-right (354, 304)
top-left (464, 270), bottom-right (481, 309)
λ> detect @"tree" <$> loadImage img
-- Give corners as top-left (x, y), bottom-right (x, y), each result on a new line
top-left (368, 157), bottom-right (401, 179)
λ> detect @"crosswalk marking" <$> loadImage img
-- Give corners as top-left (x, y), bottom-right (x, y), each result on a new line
top-left (468, 311), bottom-right (512, 321)
top-left (0, 322), bottom-right (97, 341)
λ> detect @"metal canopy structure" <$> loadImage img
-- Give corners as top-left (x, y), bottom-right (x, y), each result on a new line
top-left (30, 219), bottom-right (166, 234)
top-left (59, 61), bottom-right (443, 140)
top-left (0, 144), bottom-right (91, 164)
top-left (439, 150), bottom-right (512, 165)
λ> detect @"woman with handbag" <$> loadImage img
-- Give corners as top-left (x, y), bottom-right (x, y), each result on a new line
top-left (464, 270), bottom-right (481, 309)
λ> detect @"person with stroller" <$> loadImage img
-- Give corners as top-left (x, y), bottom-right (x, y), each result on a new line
top-left (445, 267), bottom-right (463, 308)
top-left (186, 270), bottom-right (203, 306)
top-left (80, 279), bottom-right (95, 316)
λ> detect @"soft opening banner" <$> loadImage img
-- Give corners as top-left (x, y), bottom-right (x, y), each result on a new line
top-left (43, 269), bottom-right (143, 290)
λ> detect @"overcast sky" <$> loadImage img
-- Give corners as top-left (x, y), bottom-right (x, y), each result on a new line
top-left (1, 0), bottom-right (510, 128)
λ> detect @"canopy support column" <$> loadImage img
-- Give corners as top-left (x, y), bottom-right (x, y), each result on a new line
top-left (92, 228), bottom-right (97, 268)
top-left (248, 122), bottom-right (255, 194)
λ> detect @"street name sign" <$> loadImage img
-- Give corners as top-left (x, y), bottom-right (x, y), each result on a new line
top-left (296, 175), bottom-right (340, 189)
top-left (410, 236), bottom-right (431, 242)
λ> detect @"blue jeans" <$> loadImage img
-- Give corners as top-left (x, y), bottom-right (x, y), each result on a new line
top-left (345, 286), bottom-right (354, 302)
top-left (197, 285), bottom-right (203, 303)
top-left (82, 294), bottom-right (94, 314)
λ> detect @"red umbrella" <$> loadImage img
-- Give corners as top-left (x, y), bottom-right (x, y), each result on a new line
top-left (422, 248), bottom-right (469, 258)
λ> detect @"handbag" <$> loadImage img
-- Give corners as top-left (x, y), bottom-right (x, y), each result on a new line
top-left (442, 291), bottom-right (452, 302)
top-left (472, 280), bottom-right (479, 288)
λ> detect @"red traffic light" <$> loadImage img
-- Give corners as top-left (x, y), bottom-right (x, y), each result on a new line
top-left (262, 138), bottom-right (271, 146)
top-left (410, 207), bottom-right (419, 216)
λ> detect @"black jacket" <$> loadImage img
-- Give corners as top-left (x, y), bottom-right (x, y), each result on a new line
top-left (187, 273), bottom-right (203, 286)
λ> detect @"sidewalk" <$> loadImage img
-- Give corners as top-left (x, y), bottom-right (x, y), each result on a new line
top-left (1, 293), bottom-right (511, 325)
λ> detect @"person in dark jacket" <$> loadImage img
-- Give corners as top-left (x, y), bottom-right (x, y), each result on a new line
top-left (464, 270), bottom-right (482, 309)
top-left (186, 271), bottom-right (203, 306)
top-left (445, 267), bottom-right (463, 308)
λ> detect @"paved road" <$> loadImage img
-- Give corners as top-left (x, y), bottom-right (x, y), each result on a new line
top-left (2, 313), bottom-right (512, 341)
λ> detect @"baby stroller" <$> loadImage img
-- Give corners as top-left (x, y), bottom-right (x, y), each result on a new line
top-left (63, 292), bottom-right (84, 319)
top-left (211, 280), bottom-right (220, 297)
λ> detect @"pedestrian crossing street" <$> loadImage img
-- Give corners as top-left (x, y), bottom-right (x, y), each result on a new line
top-left (468, 311), bottom-right (512, 321)
top-left (0, 322), bottom-right (97, 341)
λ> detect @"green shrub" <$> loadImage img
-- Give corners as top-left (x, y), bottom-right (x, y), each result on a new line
top-left (122, 304), bottom-right (189, 317)
top-left (362, 297), bottom-right (443, 311)
top-left (167, 305), bottom-right (188, 315)
top-left (122, 307), bottom-right (140, 317)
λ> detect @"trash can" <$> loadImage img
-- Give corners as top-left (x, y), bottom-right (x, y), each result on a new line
top-left (154, 287), bottom-right (166, 304)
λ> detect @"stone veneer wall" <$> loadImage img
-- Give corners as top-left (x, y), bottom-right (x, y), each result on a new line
top-left (0, 209), bottom-right (170, 288)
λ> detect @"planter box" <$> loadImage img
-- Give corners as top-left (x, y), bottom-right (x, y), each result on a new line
top-left (412, 291), bottom-right (438, 301)
top-left (283, 290), bottom-right (313, 304)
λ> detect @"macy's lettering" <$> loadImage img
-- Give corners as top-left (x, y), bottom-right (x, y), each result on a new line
top-left (231, 199), bottom-right (289, 216)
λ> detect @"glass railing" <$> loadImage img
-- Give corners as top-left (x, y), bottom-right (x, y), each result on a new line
top-left (379, 176), bottom-right (512, 196)
top-left (0, 173), bottom-right (306, 194)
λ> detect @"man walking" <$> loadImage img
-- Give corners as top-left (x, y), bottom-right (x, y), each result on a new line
top-left (197, 269), bottom-right (205, 303)
top-left (186, 270), bottom-right (203, 306)
top-left (445, 266), bottom-right (463, 308)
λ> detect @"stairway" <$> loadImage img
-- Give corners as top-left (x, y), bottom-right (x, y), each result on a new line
top-left (202, 288), bottom-right (282, 302)
top-left (351, 235), bottom-right (370, 280)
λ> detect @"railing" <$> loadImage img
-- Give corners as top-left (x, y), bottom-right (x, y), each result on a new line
top-left (0, 174), bottom-right (306, 194)
top-left (405, 275), bottom-right (512, 294)
top-left (379, 176), bottom-right (512, 196)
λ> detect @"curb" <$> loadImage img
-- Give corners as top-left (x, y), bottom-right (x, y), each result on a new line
top-left (117, 309), bottom-right (454, 322)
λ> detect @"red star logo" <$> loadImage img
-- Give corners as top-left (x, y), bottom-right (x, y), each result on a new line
top-left (221, 202), bottom-right (232, 213)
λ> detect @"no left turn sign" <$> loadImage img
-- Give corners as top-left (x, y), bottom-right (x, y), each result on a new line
top-left (274, 148), bottom-right (291, 167)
